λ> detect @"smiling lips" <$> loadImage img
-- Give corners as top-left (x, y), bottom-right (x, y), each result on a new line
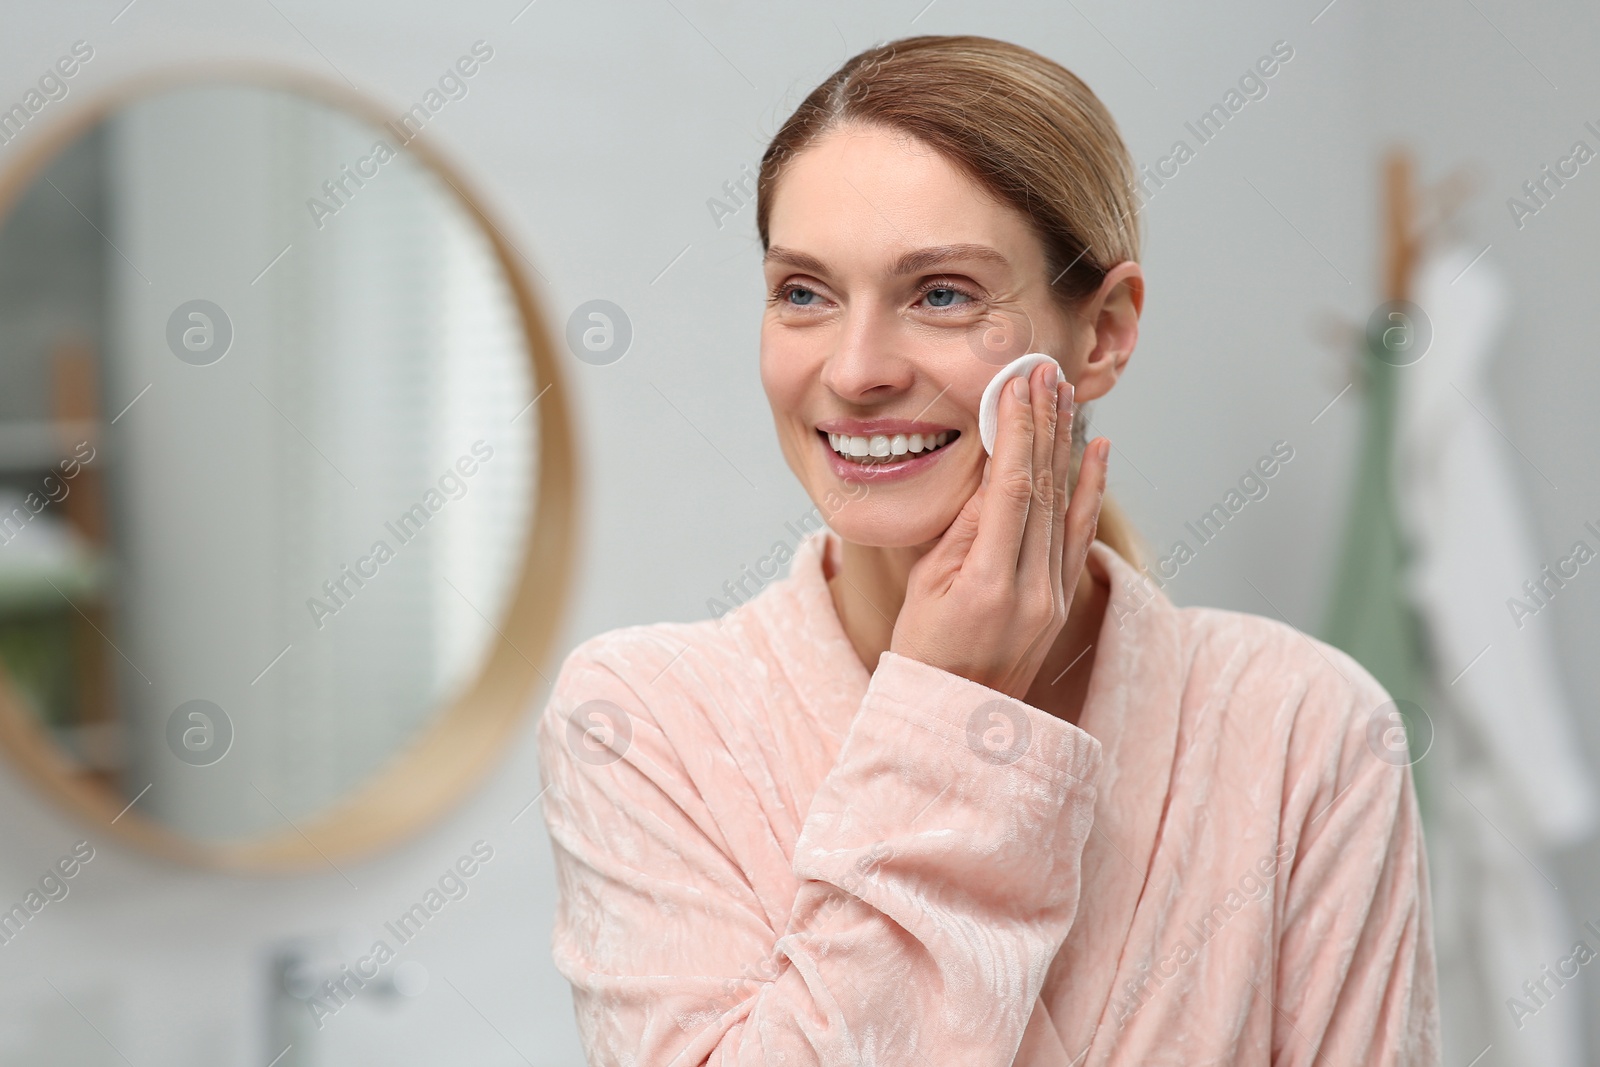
top-left (814, 421), bottom-right (962, 478)
top-left (825, 429), bottom-right (957, 463)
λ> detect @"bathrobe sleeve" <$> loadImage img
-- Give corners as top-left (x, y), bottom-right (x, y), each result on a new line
top-left (537, 642), bottom-right (1103, 1067)
top-left (1273, 649), bottom-right (1442, 1066)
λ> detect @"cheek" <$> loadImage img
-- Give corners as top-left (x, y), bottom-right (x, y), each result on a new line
top-left (956, 373), bottom-right (991, 423)
top-left (937, 360), bottom-right (998, 431)
top-left (759, 348), bottom-right (812, 473)
top-left (758, 324), bottom-right (815, 420)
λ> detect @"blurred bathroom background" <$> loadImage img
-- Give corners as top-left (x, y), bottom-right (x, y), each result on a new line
top-left (0, 1), bottom-right (1596, 1064)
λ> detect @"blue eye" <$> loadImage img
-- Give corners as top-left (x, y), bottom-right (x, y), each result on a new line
top-left (786, 286), bottom-right (818, 305)
top-left (924, 287), bottom-right (969, 307)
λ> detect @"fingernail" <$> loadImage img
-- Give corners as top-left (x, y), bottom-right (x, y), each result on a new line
top-left (1057, 381), bottom-right (1070, 414)
top-left (1043, 363), bottom-right (1058, 391)
top-left (1012, 376), bottom-right (1030, 403)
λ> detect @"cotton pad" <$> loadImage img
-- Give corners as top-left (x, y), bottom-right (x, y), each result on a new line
top-left (978, 352), bottom-right (1061, 455)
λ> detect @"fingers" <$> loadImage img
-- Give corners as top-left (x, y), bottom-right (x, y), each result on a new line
top-left (1047, 379), bottom-right (1075, 597)
top-left (926, 482), bottom-right (986, 574)
top-left (1016, 362), bottom-right (1061, 589)
top-left (969, 364), bottom-right (1037, 581)
top-left (1062, 437), bottom-right (1110, 590)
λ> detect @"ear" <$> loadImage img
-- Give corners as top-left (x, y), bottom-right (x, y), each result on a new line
top-left (1068, 261), bottom-right (1143, 403)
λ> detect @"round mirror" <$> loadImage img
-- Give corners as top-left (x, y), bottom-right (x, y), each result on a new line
top-left (0, 67), bottom-right (576, 871)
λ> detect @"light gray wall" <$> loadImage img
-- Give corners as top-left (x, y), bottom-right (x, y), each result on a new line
top-left (1360, 0), bottom-right (1600, 1059)
top-left (0, 1), bottom-right (1594, 1063)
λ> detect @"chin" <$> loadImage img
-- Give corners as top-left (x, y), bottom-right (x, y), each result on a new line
top-left (825, 503), bottom-right (960, 549)
top-left (803, 463), bottom-right (975, 549)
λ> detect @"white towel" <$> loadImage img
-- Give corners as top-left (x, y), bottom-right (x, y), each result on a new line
top-left (1396, 245), bottom-right (1596, 846)
top-left (1394, 243), bottom-right (1596, 1067)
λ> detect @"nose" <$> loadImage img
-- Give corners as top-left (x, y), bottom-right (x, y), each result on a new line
top-left (818, 306), bottom-right (915, 403)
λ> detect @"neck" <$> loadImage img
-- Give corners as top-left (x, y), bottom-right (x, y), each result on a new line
top-left (825, 536), bottom-right (1109, 727)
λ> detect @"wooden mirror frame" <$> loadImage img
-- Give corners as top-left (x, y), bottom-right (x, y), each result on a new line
top-left (0, 63), bottom-right (579, 873)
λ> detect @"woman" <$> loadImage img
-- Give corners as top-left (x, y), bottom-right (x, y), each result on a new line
top-left (537, 34), bottom-right (1440, 1065)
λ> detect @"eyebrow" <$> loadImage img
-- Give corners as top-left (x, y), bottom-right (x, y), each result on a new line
top-left (763, 243), bottom-right (1011, 277)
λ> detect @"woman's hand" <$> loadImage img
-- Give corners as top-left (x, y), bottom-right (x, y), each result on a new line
top-left (889, 361), bottom-right (1110, 701)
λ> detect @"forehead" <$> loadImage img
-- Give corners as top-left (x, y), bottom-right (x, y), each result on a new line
top-left (764, 123), bottom-right (1043, 276)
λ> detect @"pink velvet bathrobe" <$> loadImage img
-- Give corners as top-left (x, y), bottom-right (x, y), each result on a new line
top-left (536, 531), bottom-right (1441, 1065)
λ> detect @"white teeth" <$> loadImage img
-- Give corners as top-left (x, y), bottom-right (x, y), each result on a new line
top-left (824, 428), bottom-right (958, 463)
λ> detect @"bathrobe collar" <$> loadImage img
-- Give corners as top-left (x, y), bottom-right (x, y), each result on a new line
top-left (764, 529), bottom-right (1185, 1055)
top-left (1045, 541), bottom-right (1185, 1057)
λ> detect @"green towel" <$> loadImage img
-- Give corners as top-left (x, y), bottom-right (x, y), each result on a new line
top-left (1319, 337), bottom-right (1431, 810)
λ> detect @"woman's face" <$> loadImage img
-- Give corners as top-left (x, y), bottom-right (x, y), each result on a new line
top-left (760, 122), bottom-right (1099, 549)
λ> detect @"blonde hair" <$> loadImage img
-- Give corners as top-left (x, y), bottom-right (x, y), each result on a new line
top-left (755, 34), bottom-right (1146, 568)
